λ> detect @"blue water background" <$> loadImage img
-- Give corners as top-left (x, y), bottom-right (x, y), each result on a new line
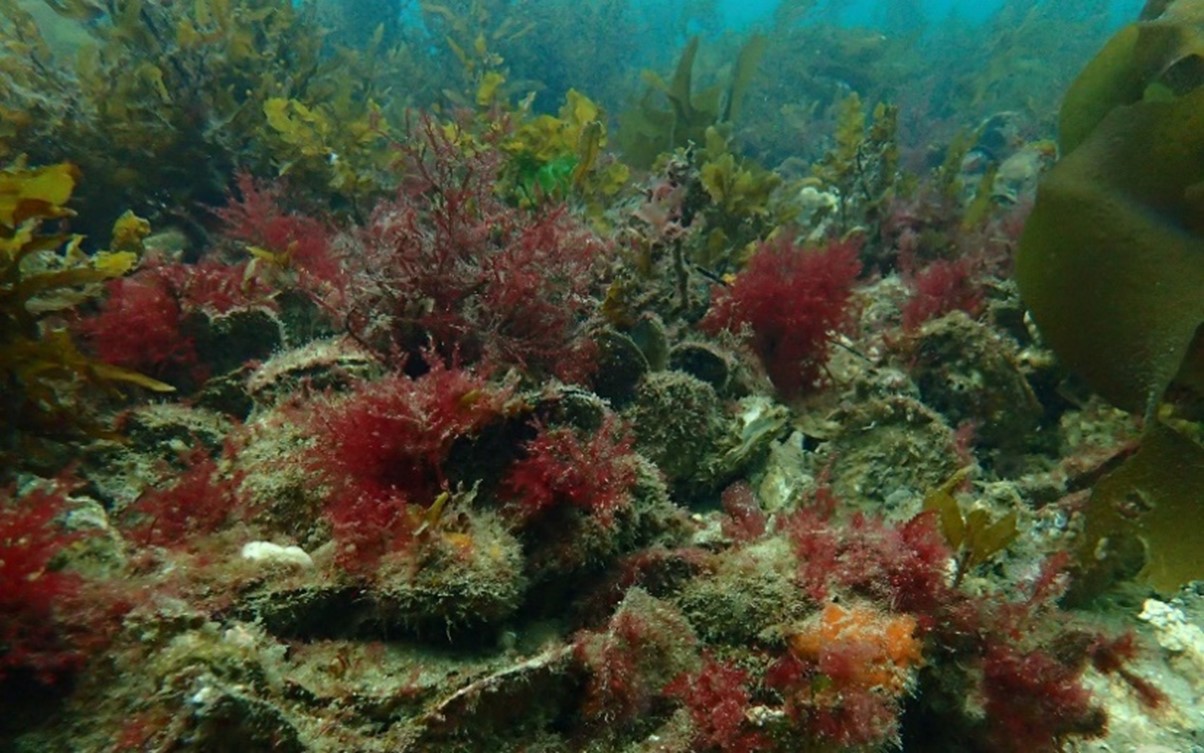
top-left (396, 1), bottom-right (1150, 40)
top-left (718, 0), bottom-right (1146, 29)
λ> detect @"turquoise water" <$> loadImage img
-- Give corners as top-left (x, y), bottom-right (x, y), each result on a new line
top-left (718, 0), bottom-right (1146, 27)
top-left (399, 1), bottom-right (1150, 43)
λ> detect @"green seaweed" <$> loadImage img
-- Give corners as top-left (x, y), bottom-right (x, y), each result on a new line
top-left (0, 0), bottom-right (420, 233)
top-left (1017, 17), bottom-right (1204, 415)
top-left (1, 162), bottom-right (171, 469)
top-left (811, 92), bottom-right (900, 232)
top-left (693, 127), bottom-right (785, 270)
top-left (1017, 0), bottom-right (1204, 593)
top-left (617, 34), bottom-right (766, 169)
top-left (699, 129), bottom-right (781, 223)
top-left (500, 88), bottom-right (629, 211)
top-left (421, 0), bottom-right (535, 109)
top-left (1078, 420), bottom-right (1204, 594)
top-left (261, 95), bottom-right (394, 198)
top-left (923, 468), bottom-right (1018, 587)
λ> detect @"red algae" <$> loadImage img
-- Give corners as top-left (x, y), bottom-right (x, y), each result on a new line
top-left (702, 235), bottom-right (862, 398)
top-left (1, 6), bottom-right (1191, 751)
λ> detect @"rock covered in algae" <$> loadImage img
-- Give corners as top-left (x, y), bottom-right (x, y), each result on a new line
top-left (990, 140), bottom-right (1055, 205)
top-left (372, 512), bottom-right (527, 633)
top-left (239, 512), bottom-right (528, 639)
top-left (676, 537), bottom-right (810, 644)
top-left (756, 431), bottom-right (816, 513)
top-left (187, 307), bottom-right (288, 416)
top-left (60, 494), bottom-right (127, 578)
top-left (182, 678), bottom-right (304, 753)
top-left (1069, 595), bottom-right (1204, 753)
top-left (590, 326), bottom-right (650, 405)
top-left (121, 402), bottom-right (234, 454)
top-left (126, 619), bottom-right (302, 753)
top-left (906, 310), bottom-right (1044, 459)
top-left (245, 336), bottom-right (381, 409)
top-left (230, 410), bottom-right (331, 546)
top-left (514, 384), bottom-right (688, 582)
top-left (669, 340), bottom-right (735, 393)
top-left (192, 306), bottom-right (284, 378)
top-left (81, 403), bottom-right (234, 508)
top-left (520, 453), bottom-right (680, 583)
top-left (625, 371), bottom-right (733, 494)
top-left (1139, 596), bottom-right (1204, 690)
top-left (233, 578), bottom-right (359, 639)
top-left (411, 644), bottom-right (578, 747)
top-left (624, 371), bottom-right (786, 502)
top-left (817, 393), bottom-right (963, 514)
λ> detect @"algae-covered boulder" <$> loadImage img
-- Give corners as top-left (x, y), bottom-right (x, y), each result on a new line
top-left (374, 512), bottom-right (527, 632)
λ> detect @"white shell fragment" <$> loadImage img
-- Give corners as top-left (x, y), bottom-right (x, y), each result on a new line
top-left (240, 541), bottom-right (314, 569)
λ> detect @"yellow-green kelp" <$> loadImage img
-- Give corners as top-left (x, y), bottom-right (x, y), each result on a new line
top-left (1016, 0), bottom-right (1204, 593)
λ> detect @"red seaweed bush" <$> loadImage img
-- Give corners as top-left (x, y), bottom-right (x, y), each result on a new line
top-left (881, 184), bottom-right (1032, 334)
top-left (308, 359), bottom-right (512, 570)
top-left (502, 414), bottom-right (640, 527)
top-left (215, 173), bottom-right (344, 296)
top-left (768, 602), bottom-right (923, 748)
top-left (324, 487), bottom-right (416, 574)
top-left (119, 450), bottom-right (244, 548)
top-left (81, 274), bottom-right (192, 379)
top-left (666, 655), bottom-right (768, 753)
top-left (573, 588), bottom-right (698, 724)
top-left (337, 118), bottom-right (609, 383)
top-left (776, 493), bottom-right (1160, 752)
top-left (980, 642), bottom-right (1105, 753)
top-left (781, 504), bottom-right (952, 613)
top-left (148, 258), bottom-right (274, 315)
top-left (0, 484), bottom-right (85, 684)
top-left (901, 256), bottom-right (985, 331)
top-left (702, 236), bottom-right (861, 398)
top-left (79, 258), bottom-right (272, 382)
